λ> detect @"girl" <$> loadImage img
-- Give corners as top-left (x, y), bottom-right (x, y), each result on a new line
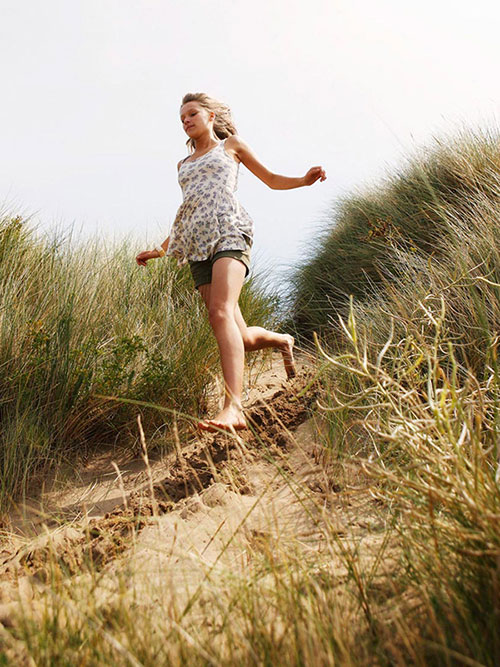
top-left (136, 93), bottom-right (326, 432)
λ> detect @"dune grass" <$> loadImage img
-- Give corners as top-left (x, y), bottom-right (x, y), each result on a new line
top-left (290, 127), bottom-right (500, 340)
top-left (0, 214), bottom-right (277, 515)
top-left (313, 299), bottom-right (499, 664)
top-left (301, 126), bottom-right (500, 663)
top-left (1, 127), bottom-right (499, 664)
top-left (0, 408), bottom-right (385, 667)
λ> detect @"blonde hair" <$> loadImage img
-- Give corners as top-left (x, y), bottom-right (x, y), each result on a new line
top-left (181, 92), bottom-right (237, 151)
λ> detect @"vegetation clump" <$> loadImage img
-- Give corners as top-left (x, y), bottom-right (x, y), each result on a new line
top-left (0, 215), bottom-right (275, 513)
top-left (1, 127), bottom-right (499, 665)
top-left (307, 127), bottom-right (500, 663)
top-left (291, 127), bottom-right (500, 345)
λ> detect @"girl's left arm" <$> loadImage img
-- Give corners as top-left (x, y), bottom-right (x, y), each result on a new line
top-left (224, 135), bottom-right (326, 190)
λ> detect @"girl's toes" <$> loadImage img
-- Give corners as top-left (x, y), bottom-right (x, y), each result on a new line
top-left (198, 420), bottom-right (215, 432)
top-left (281, 335), bottom-right (296, 379)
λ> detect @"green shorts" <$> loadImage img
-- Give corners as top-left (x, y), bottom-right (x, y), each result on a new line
top-left (189, 247), bottom-right (251, 289)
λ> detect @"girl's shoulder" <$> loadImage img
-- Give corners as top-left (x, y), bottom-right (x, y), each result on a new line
top-left (223, 135), bottom-right (245, 164)
top-left (224, 134), bottom-right (243, 149)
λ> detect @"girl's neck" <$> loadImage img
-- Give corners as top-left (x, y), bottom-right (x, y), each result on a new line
top-left (193, 132), bottom-right (219, 153)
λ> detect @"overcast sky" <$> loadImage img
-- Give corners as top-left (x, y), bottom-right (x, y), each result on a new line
top-left (1, 0), bottom-right (499, 277)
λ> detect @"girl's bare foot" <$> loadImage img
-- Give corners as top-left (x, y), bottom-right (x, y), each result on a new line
top-left (279, 334), bottom-right (296, 379)
top-left (198, 403), bottom-right (247, 433)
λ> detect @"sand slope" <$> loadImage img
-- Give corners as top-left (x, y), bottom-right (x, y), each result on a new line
top-left (0, 353), bottom-right (394, 658)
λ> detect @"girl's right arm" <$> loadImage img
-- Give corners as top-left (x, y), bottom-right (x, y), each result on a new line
top-left (136, 159), bottom-right (183, 266)
top-left (135, 237), bottom-right (169, 266)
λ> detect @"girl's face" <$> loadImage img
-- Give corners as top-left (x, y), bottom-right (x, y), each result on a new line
top-left (180, 101), bottom-right (214, 140)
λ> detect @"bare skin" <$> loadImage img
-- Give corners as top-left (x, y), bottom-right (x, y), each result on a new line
top-left (136, 99), bottom-right (326, 432)
top-left (196, 257), bottom-right (296, 432)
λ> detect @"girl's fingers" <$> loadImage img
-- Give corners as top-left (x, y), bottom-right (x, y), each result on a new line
top-left (307, 166), bottom-right (327, 184)
top-left (136, 251), bottom-right (152, 266)
top-left (315, 167), bottom-right (326, 182)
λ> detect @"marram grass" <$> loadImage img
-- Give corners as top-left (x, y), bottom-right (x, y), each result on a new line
top-left (1, 126), bottom-right (499, 665)
top-left (290, 126), bottom-right (500, 341)
top-left (0, 214), bottom-right (276, 515)
top-left (313, 297), bottom-right (499, 665)
top-left (291, 125), bottom-right (500, 663)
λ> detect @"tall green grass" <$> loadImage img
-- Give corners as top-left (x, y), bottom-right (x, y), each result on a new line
top-left (2, 128), bottom-right (499, 665)
top-left (0, 214), bottom-right (276, 514)
top-left (314, 301), bottom-right (499, 664)
top-left (290, 127), bottom-right (500, 340)
top-left (301, 127), bottom-right (500, 663)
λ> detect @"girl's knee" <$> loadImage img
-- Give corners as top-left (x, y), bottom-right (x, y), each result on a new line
top-left (208, 304), bottom-right (233, 327)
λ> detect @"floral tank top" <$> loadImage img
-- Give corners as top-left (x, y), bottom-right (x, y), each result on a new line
top-left (166, 139), bottom-right (254, 264)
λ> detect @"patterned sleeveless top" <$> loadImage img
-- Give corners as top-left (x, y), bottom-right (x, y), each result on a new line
top-left (166, 139), bottom-right (254, 264)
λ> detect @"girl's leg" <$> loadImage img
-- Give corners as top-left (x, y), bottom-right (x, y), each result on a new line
top-left (234, 305), bottom-right (296, 378)
top-left (198, 257), bottom-right (247, 431)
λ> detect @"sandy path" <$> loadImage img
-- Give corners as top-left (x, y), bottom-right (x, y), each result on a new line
top-left (0, 352), bottom-right (392, 642)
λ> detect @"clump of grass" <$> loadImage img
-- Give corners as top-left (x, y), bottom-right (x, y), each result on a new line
top-left (289, 125), bottom-right (500, 662)
top-left (290, 126), bottom-right (500, 339)
top-left (308, 208), bottom-right (500, 662)
top-left (2, 539), bottom-right (362, 666)
top-left (313, 298), bottom-right (499, 664)
top-left (6, 314), bottom-right (496, 666)
top-left (2, 127), bottom-right (499, 665)
top-left (0, 214), bottom-right (276, 515)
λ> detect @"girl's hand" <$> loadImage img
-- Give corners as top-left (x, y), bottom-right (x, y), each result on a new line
top-left (225, 135), bottom-right (326, 190)
top-left (303, 166), bottom-right (327, 186)
top-left (136, 250), bottom-right (159, 266)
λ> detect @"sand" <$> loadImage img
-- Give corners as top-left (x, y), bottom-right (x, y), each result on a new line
top-left (0, 352), bottom-right (393, 640)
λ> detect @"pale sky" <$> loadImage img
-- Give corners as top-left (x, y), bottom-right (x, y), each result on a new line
top-left (1, 0), bottom-right (499, 277)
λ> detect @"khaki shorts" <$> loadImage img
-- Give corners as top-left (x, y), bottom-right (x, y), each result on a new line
top-left (189, 246), bottom-right (251, 289)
